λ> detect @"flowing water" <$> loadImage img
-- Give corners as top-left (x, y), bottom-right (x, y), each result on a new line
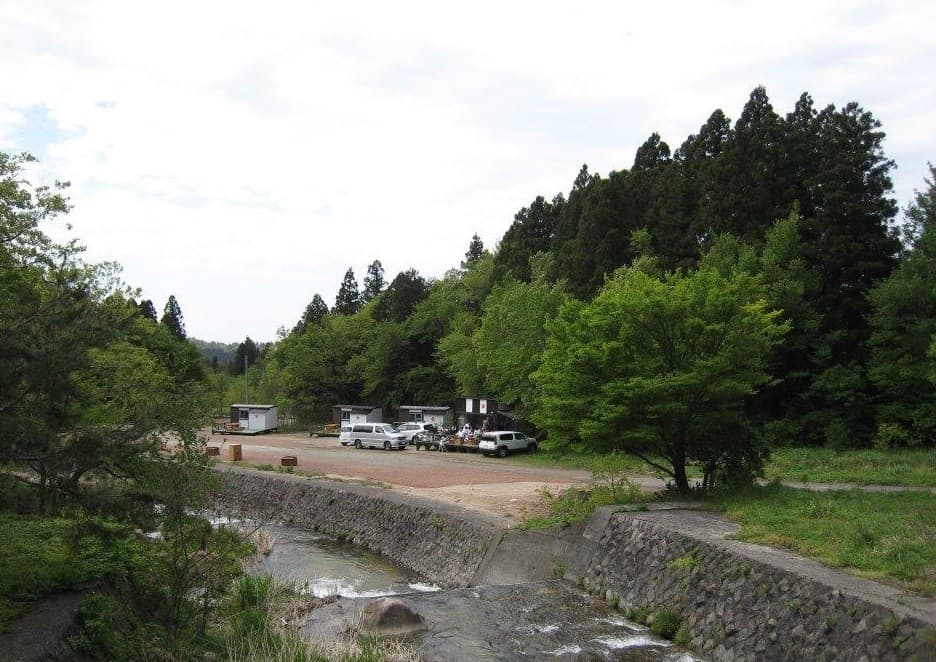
top-left (242, 520), bottom-right (699, 661)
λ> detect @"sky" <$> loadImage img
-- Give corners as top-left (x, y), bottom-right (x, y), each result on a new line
top-left (1, 1), bottom-right (934, 343)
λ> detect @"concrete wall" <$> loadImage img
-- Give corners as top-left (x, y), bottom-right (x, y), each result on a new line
top-left (217, 468), bottom-right (936, 661)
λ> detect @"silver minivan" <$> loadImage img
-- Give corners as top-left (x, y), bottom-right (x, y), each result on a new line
top-left (351, 423), bottom-right (407, 450)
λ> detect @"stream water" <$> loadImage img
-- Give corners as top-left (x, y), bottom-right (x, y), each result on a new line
top-left (243, 520), bottom-right (699, 661)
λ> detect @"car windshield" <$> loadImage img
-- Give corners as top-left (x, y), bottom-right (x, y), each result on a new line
top-left (384, 424), bottom-right (400, 432)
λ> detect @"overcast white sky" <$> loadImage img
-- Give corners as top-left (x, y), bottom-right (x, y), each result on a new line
top-left (2, 1), bottom-right (934, 343)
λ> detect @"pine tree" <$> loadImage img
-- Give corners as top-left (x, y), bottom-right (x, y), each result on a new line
top-left (138, 299), bottom-right (158, 322)
top-left (161, 295), bottom-right (186, 341)
top-left (295, 294), bottom-right (329, 334)
top-left (333, 268), bottom-right (361, 315)
top-left (362, 260), bottom-right (386, 303)
top-left (231, 336), bottom-right (260, 375)
top-left (463, 233), bottom-right (485, 266)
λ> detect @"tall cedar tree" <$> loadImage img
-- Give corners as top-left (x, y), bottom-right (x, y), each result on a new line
top-left (231, 336), bottom-right (260, 375)
top-left (161, 295), bottom-right (186, 341)
top-left (362, 260), bottom-right (386, 303)
top-left (294, 294), bottom-right (329, 334)
top-left (333, 268), bottom-right (361, 315)
top-left (138, 299), bottom-right (158, 322)
top-left (868, 165), bottom-right (936, 446)
top-left (463, 233), bottom-right (485, 266)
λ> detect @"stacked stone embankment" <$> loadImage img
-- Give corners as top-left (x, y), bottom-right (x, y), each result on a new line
top-left (572, 507), bottom-right (936, 662)
top-left (216, 468), bottom-right (936, 660)
top-left (215, 466), bottom-right (502, 588)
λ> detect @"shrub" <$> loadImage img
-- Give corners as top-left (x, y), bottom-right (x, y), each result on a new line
top-left (650, 607), bottom-right (681, 640)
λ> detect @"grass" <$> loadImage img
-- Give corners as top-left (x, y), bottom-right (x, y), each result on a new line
top-left (710, 485), bottom-right (936, 595)
top-left (506, 446), bottom-right (936, 488)
top-left (517, 477), bottom-right (648, 530)
top-left (0, 513), bottom-right (109, 630)
top-left (764, 447), bottom-right (936, 487)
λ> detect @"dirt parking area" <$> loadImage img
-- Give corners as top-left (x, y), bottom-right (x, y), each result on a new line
top-left (207, 431), bottom-right (593, 526)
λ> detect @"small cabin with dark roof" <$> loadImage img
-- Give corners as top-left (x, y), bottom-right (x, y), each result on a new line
top-left (398, 405), bottom-right (451, 427)
top-left (332, 404), bottom-right (383, 427)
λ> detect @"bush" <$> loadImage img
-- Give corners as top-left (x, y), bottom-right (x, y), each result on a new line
top-left (650, 607), bottom-right (681, 639)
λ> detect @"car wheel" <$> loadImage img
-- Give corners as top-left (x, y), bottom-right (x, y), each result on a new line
top-left (354, 439), bottom-right (362, 449)
top-left (497, 446), bottom-right (507, 458)
top-left (527, 442), bottom-right (537, 453)
top-left (384, 440), bottom-right (391, 450)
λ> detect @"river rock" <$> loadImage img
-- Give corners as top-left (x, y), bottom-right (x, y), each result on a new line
top-left (360, 598), bottom-right (426, 637)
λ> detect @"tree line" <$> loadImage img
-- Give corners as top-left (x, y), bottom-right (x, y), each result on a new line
top-left (256, 87), bottom-right (935, 488)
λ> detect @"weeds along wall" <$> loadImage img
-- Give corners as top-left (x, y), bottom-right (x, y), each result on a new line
top-left (570, 508), bottom-right (936, 662)
top-left (214, 467), bottom-right (502, 588)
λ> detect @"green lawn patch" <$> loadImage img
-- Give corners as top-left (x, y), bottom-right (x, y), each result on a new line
top-left (0, 514), bottom-right (109, 630)
top-left (711, 485), bottom-right (936, 595)
top-left (764, 447), bottom-right (936, 487)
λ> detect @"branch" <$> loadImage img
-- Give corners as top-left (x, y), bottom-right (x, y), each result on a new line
top-left (623, 448), bottom-right (674, 477)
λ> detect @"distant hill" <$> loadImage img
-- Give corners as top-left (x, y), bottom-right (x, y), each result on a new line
top-left (189, 338), bottom-right (239, 365)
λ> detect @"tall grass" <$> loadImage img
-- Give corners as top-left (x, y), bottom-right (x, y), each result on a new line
top-left (713, 485), bottom-right (936, 595)
top-left (764, 447), bottom-right (936, 487)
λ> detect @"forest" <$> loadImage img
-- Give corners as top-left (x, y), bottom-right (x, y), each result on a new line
top-left (231, 87), bottom-right (936, 490)
top-left (2, 84), bottom-right (935, 656)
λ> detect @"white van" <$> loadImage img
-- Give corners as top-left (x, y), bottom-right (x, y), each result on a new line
top-left (351, 423), bottom-right (408, 450)
top-left (339, 426), bottom-right (353, 446)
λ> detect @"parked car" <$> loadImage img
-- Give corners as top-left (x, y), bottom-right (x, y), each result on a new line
top-left (338, 426), bottom-right (353, 446)
top-left (350, 423), bottom-right (408, 450)
top-left (478, 431), bottom-right (537, 457)
top-left (396, 422), bottom-right (438, 444)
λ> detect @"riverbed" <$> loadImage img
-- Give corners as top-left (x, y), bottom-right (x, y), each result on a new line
top-left (248, 520), bottom-right (698, 661)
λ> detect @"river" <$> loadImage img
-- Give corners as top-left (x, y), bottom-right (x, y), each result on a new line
top-left (247, 520), bottom-right (700, 661)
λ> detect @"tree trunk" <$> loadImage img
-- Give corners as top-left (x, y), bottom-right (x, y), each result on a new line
top-left (672, 440), bottom-right (690, 492)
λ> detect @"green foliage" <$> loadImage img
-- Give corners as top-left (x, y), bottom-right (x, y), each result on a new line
top-left (518, 476), bottom-right (645, 530)
top-left (712, 485), bottom-right (936, 595)
top-left (667, 554), bottom-right (700, 573)
top-left (650, 607), bottom-right (682, 639)
top-left (334, 267), bottom-right (362, 315)
top-left (361, 259), bottom-right (385, 303)
top-left (461, 262), bottom-right (567, 423)
top-left (0, 514), bottom-right (108, 630)
top-left (533, 264), bottom-right (787, 490)
top-left (763, 447), bottom-right (936, 487)
top-left (160, 294), bottom-right (186, 340)
top-left (868, 164), bottom-right (936, 447)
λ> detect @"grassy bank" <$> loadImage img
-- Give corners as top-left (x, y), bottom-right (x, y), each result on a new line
top-left (712, 485), bottom-right (936, 595)
top-left (764, 447), bottom-right (936, 487)
top-left (519, 480), bottom-right (935, 595)
top-left (509, 445), bottom-right (936, 488)
top-left (0, 514), bottom-right (108, 630)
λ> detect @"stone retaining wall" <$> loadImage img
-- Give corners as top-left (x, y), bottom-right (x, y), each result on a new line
top-left (215, 467), bottom-right (502, 588)
top-left (216, 468), bottom-right (935, 660)
top-left (573, 508), bottom-right (936, 662)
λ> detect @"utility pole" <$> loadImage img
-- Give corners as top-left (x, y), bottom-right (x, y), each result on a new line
top-left (244, 354), bottom-right (249, 404)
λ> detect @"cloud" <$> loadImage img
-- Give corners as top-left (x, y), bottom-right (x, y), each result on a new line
top-left (1, 0), bottom-right (934, 341)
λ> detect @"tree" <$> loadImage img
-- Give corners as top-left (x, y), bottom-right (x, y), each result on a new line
top-left (372, 269), bottom-right (428, 323)
top-left (470, 254), bottom-right (568, 423)
top-left (532, 265), bottom-right (787, 491)
top-left (868, 165), bottom-right (936, 446)
top-left (333, 268), bottom-right (361, 315)
top-left (362, 260), bottom-right (386, 303)
top-left (493, 195), bottom-right (562, 283)
top-left (138, 299), bottom-right (158, 322)
top-left (161, 295), bottom-right (186, 341)
top-left (231, 336), bottom-right (260, 376)
top-left (294, 294), bottom-right (328, 334)
top-left (463, 233), bottom-right (485, 266)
